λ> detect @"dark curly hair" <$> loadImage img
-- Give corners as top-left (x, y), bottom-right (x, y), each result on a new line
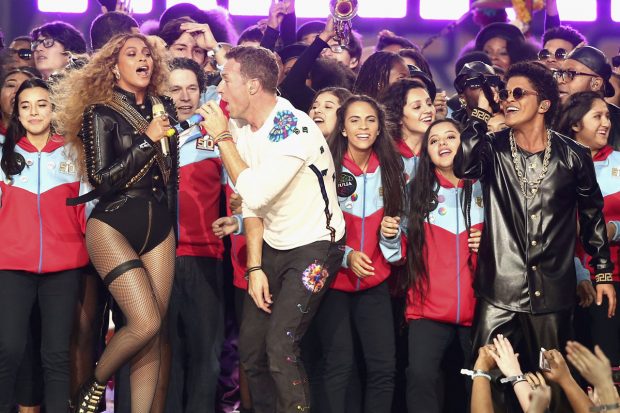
top-left (31, 21), bottom-right (87, 54)
top-left (542, 25), bottom-right (586, 49)
top-left (379, 78), bottom-right (430, 141)
top-left (328, 95), bottom-right (405, 218)
top-left (170, 57), bottom-right (207, 94)
top-left (353, 51), bottom-right (406, 100)
top-left (555, 91), bottom-right (605, 139)
top-left (310, 58), bottom-right (356, 91)
top-left (504, 61), bottom-right (560, 126)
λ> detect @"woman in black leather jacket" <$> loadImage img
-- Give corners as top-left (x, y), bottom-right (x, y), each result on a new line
top-left (53, 33), bottom-right (178, 413)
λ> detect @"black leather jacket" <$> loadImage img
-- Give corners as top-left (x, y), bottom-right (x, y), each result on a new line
top-left (454, 114), bottom-right (612, 314)
top-left (79, 87), bottom-right (178, 219)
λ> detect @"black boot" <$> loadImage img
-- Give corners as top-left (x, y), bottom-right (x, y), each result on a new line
top-left (69, 376), bottom-right (106, 413)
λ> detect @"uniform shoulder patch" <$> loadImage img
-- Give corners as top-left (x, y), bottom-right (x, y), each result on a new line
top-left (269, 110), bottom-right (298, 142)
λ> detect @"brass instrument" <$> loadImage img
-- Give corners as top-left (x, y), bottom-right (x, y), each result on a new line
top-left (329, 0), bottom-right (358, 47)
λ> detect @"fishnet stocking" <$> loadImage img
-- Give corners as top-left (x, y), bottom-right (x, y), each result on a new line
top-left (85, 219), bottom-right (175, 413)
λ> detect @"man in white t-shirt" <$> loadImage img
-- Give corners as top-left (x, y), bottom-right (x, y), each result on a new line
top-left (198, 46), bottom-right (345, 413)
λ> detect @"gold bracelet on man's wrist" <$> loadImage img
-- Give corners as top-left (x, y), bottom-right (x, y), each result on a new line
top-left (594, 273), bottom-right (614, 284)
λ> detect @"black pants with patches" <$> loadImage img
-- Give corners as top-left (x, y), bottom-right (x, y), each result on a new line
top-left (239, 237), bottom-right (345, 413)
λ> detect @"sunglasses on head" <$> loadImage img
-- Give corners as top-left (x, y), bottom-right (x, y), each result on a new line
top-left (538, 48), bottom-right (568, 61)
top-left (498, 87), bottom-right (539, 101)
top-left (9, 48), bottom-right (32, 60)
top-left (552, 69), bottom-right (598, 83)
top-left (31, 37), bottom-right (56, 51)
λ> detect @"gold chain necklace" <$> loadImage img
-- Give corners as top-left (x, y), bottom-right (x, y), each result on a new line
top-left (509, 129), bottom-right (552, 200)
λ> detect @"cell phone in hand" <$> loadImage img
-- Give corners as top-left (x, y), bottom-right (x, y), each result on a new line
top-left (539, 347), bottom-right (551, 371)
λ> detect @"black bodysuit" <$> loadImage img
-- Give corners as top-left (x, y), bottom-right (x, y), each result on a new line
top-left (75, 87), bottom-right (178, 254)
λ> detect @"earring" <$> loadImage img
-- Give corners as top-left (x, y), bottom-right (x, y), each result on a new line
top-left (459, 97), bottom-right (466, 108)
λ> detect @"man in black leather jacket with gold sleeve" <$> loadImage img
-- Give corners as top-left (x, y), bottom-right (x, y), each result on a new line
top-left (454, 62), bottom-right (617, 381)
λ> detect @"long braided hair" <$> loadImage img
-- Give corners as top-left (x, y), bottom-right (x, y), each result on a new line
top-left (402, 118), bottom-right (474, 300)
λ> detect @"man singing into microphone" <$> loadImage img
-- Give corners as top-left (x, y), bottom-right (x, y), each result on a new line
top-left (197, 46), bottom-right (346, 413)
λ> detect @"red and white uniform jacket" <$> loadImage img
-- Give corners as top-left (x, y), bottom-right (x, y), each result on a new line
top-left (382, 173), bottom-right (484, 326)
top-left (0, 135), bottom-right (90, 273)
top-left (396, 139), bottom-right (419, 184)
top-left (176, 125), bottom-right (225, 259)
top-left (576, 145), bottom-right (620, 282)
top-left (332, 151), bottom-right (403, 292)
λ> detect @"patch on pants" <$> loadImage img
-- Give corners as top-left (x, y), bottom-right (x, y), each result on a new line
top-left (301, 260), bottom-right (329, 293)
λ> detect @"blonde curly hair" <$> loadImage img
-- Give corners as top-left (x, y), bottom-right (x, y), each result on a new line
top-left (52, 33), bottom-right (170, 179)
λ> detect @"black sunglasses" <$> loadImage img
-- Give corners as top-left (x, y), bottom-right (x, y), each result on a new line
top-left (462, 75), bottom-right (503, 90)
top-left (31, 37), bottom-right (56, 51)
top-left (538, 48), bottom-right (567, 61)
top-left (9, 48), bottom-right (32, 60)
top-left (498, 87), bottom-right (539, 101)
top-left (552, 69), bottom-right (598, 83)
top-left (612, 55), bottom-right (620, 69)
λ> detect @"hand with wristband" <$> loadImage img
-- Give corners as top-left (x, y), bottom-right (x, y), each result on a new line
top-left (470, 345), bottom-right (498, 413)
top-left (490, 334), bottom-right (532, 412)
top-left (246, 265), bottom-right (273, 314)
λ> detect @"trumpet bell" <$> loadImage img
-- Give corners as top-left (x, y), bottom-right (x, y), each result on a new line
top-left (330, 0), bottom-right (358, 21)
top-left (330, 0), bottom-right (358, 46)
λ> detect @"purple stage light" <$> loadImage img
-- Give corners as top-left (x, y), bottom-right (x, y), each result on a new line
top-left (612, 0), bottom-right (620, 22)
top-left (38, 0), bottom-right (87, 13)
top-left (419, 0), bottom-right (468, 20)
top-left (358, 0), bottom-right (406, 18)
top-left (166, 0), bottom-right (217, 10)
top-left (229, 0), bottom-right (404, 18)
top-left (131, 0), bottom-right (153, 14)
top-left (505, 8), bottom-right (516, 21)
top-left (557, 0), bottom-right (596, 21)
top-left (228, 0), bottom-right (280, 16)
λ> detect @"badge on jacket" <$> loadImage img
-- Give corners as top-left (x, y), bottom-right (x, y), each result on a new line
top-left (196, 136), bottom-right (215, 151)
top-left (337, 172), bottom-right (357, 198)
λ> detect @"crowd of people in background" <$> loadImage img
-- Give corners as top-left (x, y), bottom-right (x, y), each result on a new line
top-left (0, 0), bottom-right (619, 412)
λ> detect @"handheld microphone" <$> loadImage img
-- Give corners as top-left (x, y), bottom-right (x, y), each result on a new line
top-left (166, 113), bottom-right (203, 138)
top-left (152, 103), bottom-right (169, 155)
